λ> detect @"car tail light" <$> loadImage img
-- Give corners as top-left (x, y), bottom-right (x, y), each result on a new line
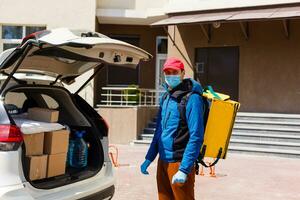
top-left (0, 125), bottom-right (23, 151)
top-left (21, 30), bottom-right (50, 45)
top-left (102, 118), bottom-right (109, 130)
top-left (100, 117), bottom-right (109, 136)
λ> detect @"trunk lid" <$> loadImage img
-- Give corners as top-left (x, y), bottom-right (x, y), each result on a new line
top-left (0, 28), bottom-right (152, 84)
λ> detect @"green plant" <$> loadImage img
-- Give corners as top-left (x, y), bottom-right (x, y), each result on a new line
top-left (122, 85), bottom-right (141, 105)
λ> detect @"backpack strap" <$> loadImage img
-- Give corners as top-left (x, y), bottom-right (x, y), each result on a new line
top-left (195, 147), bottom-right (223, 175)
top-left (177, 91), bottom-right (202, 122)
top-left (176, 90), bottom-right (223, 173)
top-left (166, 90), bottom-right (223, 172)
top-left (203, 85), bottom-right (222, 100)
top-left (159, 92), bottom-right (169, 107)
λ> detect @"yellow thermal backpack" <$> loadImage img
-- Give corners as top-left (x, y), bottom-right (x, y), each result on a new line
top-left (195, 86), bottom-right (240, 172)
top-left (164, 86), bottom-right (240, 173)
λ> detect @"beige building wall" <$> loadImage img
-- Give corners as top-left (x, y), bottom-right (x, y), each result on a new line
top-left (168, 20), bottom-right (300, 113)
top-left (97, 0), bottom-right (136, 9)
top-left (97, 0), bottom-right (168, 12)
top-left (0, 0), bottom-right (96, 30)
top-left (98, 106), bottom-right (158, 144)
top-left (0, 0), bottom-right (97, 106)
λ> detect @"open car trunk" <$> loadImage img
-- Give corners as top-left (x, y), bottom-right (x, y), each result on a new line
top-left (0, 28), bottom-right (151, 189)
top-left (4, 85), bottom-right (106, 189)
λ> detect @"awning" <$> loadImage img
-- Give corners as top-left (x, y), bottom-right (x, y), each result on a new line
top-left (152, 5), bottom-right (300, 26)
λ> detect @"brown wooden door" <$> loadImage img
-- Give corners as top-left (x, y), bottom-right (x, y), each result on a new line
top-left (195, 47), bottom-right (239, 101)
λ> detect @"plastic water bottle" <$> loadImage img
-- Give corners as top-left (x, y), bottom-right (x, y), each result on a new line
top-left (68, 131), bottom-right (88, 168)
top-left (67, 140), bottom-right (74, 167)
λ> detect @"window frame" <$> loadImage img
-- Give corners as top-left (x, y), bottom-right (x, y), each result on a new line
top-left (156, 36), bottom-right (168, 55)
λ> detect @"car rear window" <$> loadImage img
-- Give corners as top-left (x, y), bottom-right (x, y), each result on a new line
top-left (4, 92), bottom-right (59, 115)
top-left (5, 92), bottom-right (27, 109)
top-left (41, 94), bottom-right (59, 109)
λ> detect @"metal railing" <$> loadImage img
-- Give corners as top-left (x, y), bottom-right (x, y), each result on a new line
top-left (99, 86), bottom-right (164, 107)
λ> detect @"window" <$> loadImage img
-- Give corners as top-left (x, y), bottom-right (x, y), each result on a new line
top-left (5, 92), bottom-right (27, 109)
top-left (155, 36), bottom-right (168, 90)
top-left (4, 92), bottom-right (59, 111)
top-left (0, 25), bottom-right (46, 52)
top-left (41, 94), bottom-right (59, 109)
top-left (157, 37), bottom-right (168, 54)
top-left (2, 26), bottom-right (23, 39)
top-left (26, 26), bottom-right (45, 36)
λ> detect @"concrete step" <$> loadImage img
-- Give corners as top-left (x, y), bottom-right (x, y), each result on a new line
top-left (232, 132), bottom-right (300, 143)
top-left (143, 127), bottom-right (300, 136)
top-left (133, 140), bottom-right (300, 158)
top-left (151, 113), bottom-right (300, 124)
top-left (138, 112), bottom-right (300, 158)
top-left (237, 112), bottom-right (300, 118)
top-left (229, 139), bottom-right (300, 151)
top-left (233, 124), bottom-right (300, 133)
top-left (143, 127), bottom-right (156, 134)
top-left (140, 134), bottom-right (154, 140)
top-left (142, 130), bottom-right (300, 141)
top-left (133, 139), bottom-right (151, 145)
top-left (147, 122), bottom-right (157, 128)
top-left (236, 112), bottom-right (300, 123)
top-left (228, 145), bottom-right (300, 159)
top-left (233, 129), bottom-right (300, 136)
top-left (147, 115), bottom-right (300, 132)
top-left (139, 133), bottom-right (300, 145)
top-left (235, 119), bottom-right (300, 128)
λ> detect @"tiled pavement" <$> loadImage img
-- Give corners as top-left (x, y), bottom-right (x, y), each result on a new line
top-left (111, 144), bottom-right (300, 200)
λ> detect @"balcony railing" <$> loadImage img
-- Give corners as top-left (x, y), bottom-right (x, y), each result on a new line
top-left (98, 86), bottom-right (164, 107)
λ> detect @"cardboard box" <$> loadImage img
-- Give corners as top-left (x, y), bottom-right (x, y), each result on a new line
top-left (25, 155), bottom-right (48, 181)
top-left (44, 130), bottom-right (70, 154)
top-left (47, 153), bottom-right (67, 178)
top-left (28, 107), bottom-right (59, 123)
top-left (23, 133), bottom-right (44, 156)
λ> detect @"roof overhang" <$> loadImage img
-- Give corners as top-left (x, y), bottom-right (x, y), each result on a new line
top-left (96, 8), bottom-right (167, 25)
top-left (164, 0), bottom-right (300, 14)
top-left (152, 4), bottom-right (300, 26)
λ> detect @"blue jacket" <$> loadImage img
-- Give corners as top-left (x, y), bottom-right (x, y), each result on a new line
top-left (145, 78), bottom-right (204, 174)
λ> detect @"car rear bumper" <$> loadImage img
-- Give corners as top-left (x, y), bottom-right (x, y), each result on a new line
top-left (29, 162), bottom-right (116, 200)
top-left (0, 162), bottom-right (115, 200)
top-left (0, 184), bottom-right (34, 200)
top-left (79, 185), bottom-right (115, 200)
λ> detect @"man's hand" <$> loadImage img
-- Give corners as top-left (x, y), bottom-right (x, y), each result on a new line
top-left (140, 159), bottom-right (151, 175)
top-left (172, 170), bottom-right (187, 184)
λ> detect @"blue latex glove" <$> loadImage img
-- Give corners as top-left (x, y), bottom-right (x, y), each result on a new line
top-left (172, 170), bottom-right (187, 184)
top-left (140, 159), bottom-right (151, 175)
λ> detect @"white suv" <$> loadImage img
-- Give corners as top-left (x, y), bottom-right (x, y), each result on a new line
top-left (0, 28), bottom-right (151, 200)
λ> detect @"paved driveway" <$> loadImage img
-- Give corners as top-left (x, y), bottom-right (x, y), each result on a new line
top-left (111, 144), bottom-right (300, 200)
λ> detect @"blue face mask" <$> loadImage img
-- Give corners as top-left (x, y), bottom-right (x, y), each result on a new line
top-left (165, 75), bottom-right (182, 88)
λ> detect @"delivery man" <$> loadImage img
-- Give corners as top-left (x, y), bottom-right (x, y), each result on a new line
top-left (140, 58), bottom-right (204, 200)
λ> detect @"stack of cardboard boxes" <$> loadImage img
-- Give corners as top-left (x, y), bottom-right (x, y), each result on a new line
top-left (24, 107), bottom-right (70, 181)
